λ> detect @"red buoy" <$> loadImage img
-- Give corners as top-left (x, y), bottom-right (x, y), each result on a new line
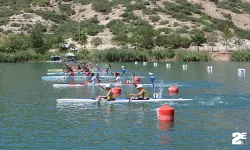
top-left (168, 85), bottom-right (179, 93)
top-left (133, 76), bottom-right (140, 83)
top-left (112, 87), bottom-right (121, 95)
top-left (157, 104), bottom-right (174, 122)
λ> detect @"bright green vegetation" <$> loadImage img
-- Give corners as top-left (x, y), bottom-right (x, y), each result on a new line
top-left (176, 50), bottom-right (211, 61)
top-left (75, 48), bottom-right (208, 62)
top-left (230, 50), bottom-right (250, 61)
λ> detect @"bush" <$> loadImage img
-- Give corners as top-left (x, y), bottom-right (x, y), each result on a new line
top-left (230, 50), bottom-right (250, 61)
top-left (148, 15), bottom-right (161, 22)
top-left (91, 37), bottom-right (102, 47)
top-left (152, 49), bottom-right (175, 60)
top-left (176, 50), bottom-right (211, 61)
top-left (59, 4), bottom-right (72, 16)
top-left (35, 11), bottom-right (68, 23)
top-left (92, 0), bottom-right (113, 13)
top-left (91, 48), bottom-right (149, 62)
top-left (159, 20), bottom-right (169, 25)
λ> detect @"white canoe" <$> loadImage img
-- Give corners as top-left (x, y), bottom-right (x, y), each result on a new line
top-left (47, 72), bottom-right (101, 75)
top-left (56, 98), bottom-right (192, 103)
top-left (53, 83), bottom-right (173, 88)
top-left (42, 76), bottom-right (87, 80)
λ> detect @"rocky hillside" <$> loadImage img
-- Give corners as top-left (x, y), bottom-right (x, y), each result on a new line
top-left (1, 0), bottom-right (250, 51)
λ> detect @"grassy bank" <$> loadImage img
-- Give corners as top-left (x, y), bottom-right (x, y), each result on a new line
top-left (230, 50), bottom-right (250, 61)
top-left (0, 48), bottom-right (212, 62)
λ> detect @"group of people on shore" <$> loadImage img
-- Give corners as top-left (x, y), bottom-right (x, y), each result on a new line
top-left (63, 62), bottom-right (148, 101)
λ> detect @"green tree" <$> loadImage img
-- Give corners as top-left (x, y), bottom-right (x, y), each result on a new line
top-left (132, 25), bottom-right (157, 49)
top-left (234, 37), bottom-right (245, 51)
top-left (30, 24), bottom-right (46, 54)
top-left (222, 25), bottom-right (233, 51)
top-left (167, 33), bottom-right (182, 49)
top-left (207, 32), bottom-right (218, 51)
top-left (180, 36), bottom-right (191, 49)
top-left (191, 30), bottom-right (207, 50)
top-left (112, 32), bottom-right (129, 47)
top-left (81, 30), bottom-right (88, 49)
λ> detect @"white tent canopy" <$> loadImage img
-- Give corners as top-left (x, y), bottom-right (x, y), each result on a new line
top-left (65, 53), bottom-right (75, 57)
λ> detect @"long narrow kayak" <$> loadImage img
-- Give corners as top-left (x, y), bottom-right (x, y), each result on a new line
top-left (56, 98), bottom-right (192, 103)
top-left (42, 75), bottom-right (145, 80)
top-left (47, 72), bottom-right (135, 76)
top-left (47, 72), bottom-right (101, 75)
top-left (48, 69), bottom-right (101, 72)
top-left (46, 60), bottom-right (62, 63)
top-left (53, 83), bottom-right (174, 88)
top-left (48, 69), bottom-right (64, 72)
top-left (42, 76), bottom-right (88, 80)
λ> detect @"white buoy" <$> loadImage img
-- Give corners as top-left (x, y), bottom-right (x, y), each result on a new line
top-left (238, 68), bottom-right (245, 76)
top-left (154, 62), bottom-right (158, 67)
top-left (143, 62), bottom-right (147, 65)
top-left (207, 66), bottom-right (212, 73)
top-left (166, 64), bottom-right (171, 69)
top-left (182, 65), bottom-right (187, 70)
top-left (135, 61), bottom-right (138, 65)
top-left (126, 80), bottom-right (131, 83)
top-left (153, 93), bottom-right (159, 99)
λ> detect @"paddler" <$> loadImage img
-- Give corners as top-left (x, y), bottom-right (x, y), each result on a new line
top-left (86, 73), bottom-right (98, 84)
top-left (121, 66), bottom-right (126, 74)
top-left (84, 68), bottom-right (91, 76)
top-left (104, 65), bottom-right (109, 73)
top-left (77, 61), bottom-right (82, 70)
top-left (130, 83), bottom-right (149, 100)
top-left (110, 72), bottom-right (121, 84)
top-left (95, 64), bottom-right (99, 70)
top-left (95, 84), bottom-right (114, 101)
top-left (65, 67), bottom-right (74, 76)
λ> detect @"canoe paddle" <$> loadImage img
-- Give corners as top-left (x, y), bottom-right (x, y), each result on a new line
top-left (109, 62), bottom-right (112, 75)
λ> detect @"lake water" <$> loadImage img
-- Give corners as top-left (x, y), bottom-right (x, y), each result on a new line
top-left (0, 62), bottom-right (249, 149)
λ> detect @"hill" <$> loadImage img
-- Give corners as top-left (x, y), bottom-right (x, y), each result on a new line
top-left (1, 0), bottom-right (250, 55)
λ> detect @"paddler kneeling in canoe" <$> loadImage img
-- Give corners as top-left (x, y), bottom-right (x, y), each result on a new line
top-left (65, 67), bottom-right (74, 76)
top-left (95, 84), bottom-right (114, 101)
top-left (130, 83), bottom-right (149, 100)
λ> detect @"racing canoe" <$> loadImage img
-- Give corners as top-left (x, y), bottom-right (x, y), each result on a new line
top-left (56, 98), bottom-right (192, 103)
top-left (53, 83), bottom-right (174, 88)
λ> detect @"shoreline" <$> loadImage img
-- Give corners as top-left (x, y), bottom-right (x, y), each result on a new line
top-left (0, 49), bottom-right (237, 63)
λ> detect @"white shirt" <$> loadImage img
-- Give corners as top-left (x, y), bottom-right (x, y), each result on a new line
top-left (91, 76), bottom-right (98, 84)
top-left (115, 76), bottom-right (121, 83)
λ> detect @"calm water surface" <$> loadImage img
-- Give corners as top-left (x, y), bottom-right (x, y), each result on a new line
top-left (0, 62), bottom-right (249, 149)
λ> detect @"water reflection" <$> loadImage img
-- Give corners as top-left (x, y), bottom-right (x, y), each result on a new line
top-left (157, 121), bottom-right (174, 131)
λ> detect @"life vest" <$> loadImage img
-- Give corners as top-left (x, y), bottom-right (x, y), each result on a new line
top-left (121, 68), bottom-right (126, 74)
top-left (139, 89), bottom-right (148, 99)
top-left (70, 71), bottom-right (74, 76)
top-left (85, 69), bottom-right (91, 76)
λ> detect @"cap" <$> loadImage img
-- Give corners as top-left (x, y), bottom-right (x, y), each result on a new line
top-left (115, 72), bottom-right (120, 75)
top-left (105, 84), bottom-right (111, 88)
top-left (149, 72), bottom-right (153, 75)
top-left (105, 65), bottom-right (108, 66)
top-left (136, 84), bottom-right (143, 88)
top-left (121, 66), bottom-right (124, 68)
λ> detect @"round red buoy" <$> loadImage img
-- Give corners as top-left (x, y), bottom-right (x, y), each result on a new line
top-left (112, 87), bottom-right (121, 95)
top-left (168, 85), bottom-right (179, 93)
top-left (133, 76), bottom-right (140, 83)
top-left (157, 104), bottom-right (174, 122)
